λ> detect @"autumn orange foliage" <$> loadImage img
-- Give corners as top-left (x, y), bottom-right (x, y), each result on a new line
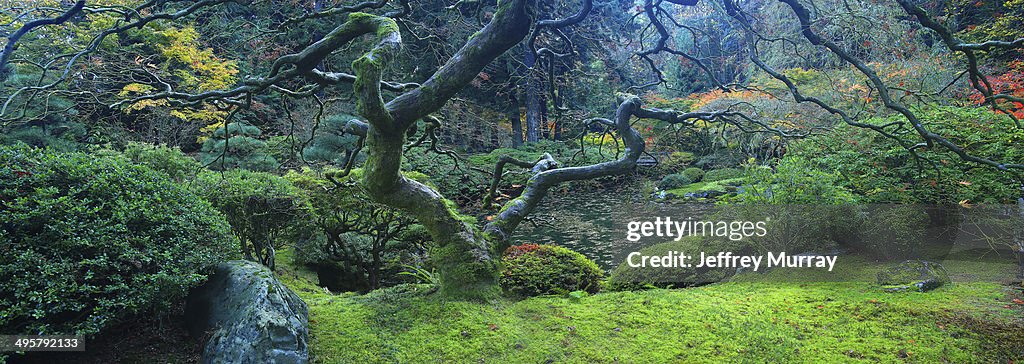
top-left (969, 60), bottom-right (1024, 119)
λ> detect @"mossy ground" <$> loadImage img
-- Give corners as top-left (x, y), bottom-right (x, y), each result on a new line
top-left (276, 250), bottom-right (1024, 363)
top-left (663, 177), bottom-right (745, 200)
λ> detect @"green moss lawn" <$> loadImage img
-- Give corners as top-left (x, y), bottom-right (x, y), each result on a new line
top-left (276, 250), bottom-right (1024, 363)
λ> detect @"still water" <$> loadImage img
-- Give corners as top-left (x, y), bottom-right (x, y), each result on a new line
top-left (510, 186), bottom-right (711, 270)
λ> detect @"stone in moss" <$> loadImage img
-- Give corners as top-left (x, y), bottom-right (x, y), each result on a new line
top-left (186, 260), bottom-right (309, 363)
top-left (877, 260), bottom-right (949, 292)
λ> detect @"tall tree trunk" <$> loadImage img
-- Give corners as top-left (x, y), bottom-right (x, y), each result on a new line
top-left (1016, 185), bottom-right (1024, 279)
top-left (490, 123), bottom-right (500, 149)
top-left (523, 44), bottom-right (542, 143)
top-left (553, 116), bottom-right (562, 140)
top-left (540, 91), bottom-right (549, 139)
top-left (509, 95), bottom-right (523, 147)
top-left (553, 83), bottom-right (565, 140)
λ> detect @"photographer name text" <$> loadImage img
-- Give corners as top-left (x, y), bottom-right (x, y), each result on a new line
top-left (626, 251), bottom-right (837, 271)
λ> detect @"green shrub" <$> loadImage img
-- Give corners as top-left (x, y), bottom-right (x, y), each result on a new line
top-left (737, 158), bottom-right (857, 205)
top-left (0, 145), bottom-right (234, 335)
top-left (786, 106), bottom-right (1022, 204)
top-left (193, 169), bottom-right (307, 270)
top-left (499, 244), bottom-right (604, 297)
top-left (658, 173), bottom-right (692, 190)
top-left (681, 167), bottom-right (705, 182)
top-left (300, 114), bottom-right (362, 165)
top-left (266, 135), bottom-right (299, 166)
top-left (731, 158), bottom-right (860, 252)
top-left (0, 122), bottom-right (85, 152)
top-left (857, 205), bottom-right (929, 260)
top-left (121, 142), bottom-right (201, 182)
top-left (200, 122), bottom-right (278, 171)
top-left (703, 168), bottom-right (744, 182)
top-left (660, 151), bottom-right (696, 172)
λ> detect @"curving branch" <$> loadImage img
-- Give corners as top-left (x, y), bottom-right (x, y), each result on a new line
top-left (384, 0), bottom-right (533, 129)
top-left (482, 153), bottom-right (558, 208)
top-left (774, 0), bottom-right (1022, 171)
top-left (632, 0), bottom-right (730, 92)
top-left (0, 0), bottom-right (85, 82)
top-left (340, 0), bottom-right (537, 297)
top-left (2, 0), bottom-right (236, 121)
top-left (893, 0), bottom-right (1024, 125)
top-left (484, 94), bottom-right (646, 244)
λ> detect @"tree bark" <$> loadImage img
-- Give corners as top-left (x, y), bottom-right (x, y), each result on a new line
top-left (509, 95), bottom-right (523, 147)
top-left (523, 44), bottom-right (543, 142)
top-left (345, 2), bottom-right (534, 298)
top-left (484, 95), bottom-right (646, 246)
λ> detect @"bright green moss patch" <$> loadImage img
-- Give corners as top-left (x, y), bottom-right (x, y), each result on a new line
top-left (664, 177), bottom-right (745, 197)
top-left (278, 250), bottom-right (1023, 363)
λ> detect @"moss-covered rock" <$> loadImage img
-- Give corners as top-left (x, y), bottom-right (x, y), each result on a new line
top-left (658, 173), bottom-right (692, 190)
top-left (877, 260), bottom-right (950, 292)
top-left (186, 260), bottom-right (309, 363)
top-left (703, 168), bottom-right (744, 182)
top-left (680, 167), bottom-right (705, 182)
top-left (662, 177), bottom-right (745, 201)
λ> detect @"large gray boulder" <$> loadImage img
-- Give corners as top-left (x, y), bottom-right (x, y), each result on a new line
top-left (877, 260), bottom-right (950, 293)
top-left (186, 260), bottom-right (309, 364)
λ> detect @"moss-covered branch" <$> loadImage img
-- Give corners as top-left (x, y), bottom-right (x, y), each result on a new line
top-left (483, 95), bottom-right (646, 246)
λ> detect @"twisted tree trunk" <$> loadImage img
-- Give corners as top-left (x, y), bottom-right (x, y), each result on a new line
top-left (340, 2), bottom-right (534, 298)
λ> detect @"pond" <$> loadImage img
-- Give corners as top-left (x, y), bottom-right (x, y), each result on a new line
top-left (511, 185), bottom-right (711, 270)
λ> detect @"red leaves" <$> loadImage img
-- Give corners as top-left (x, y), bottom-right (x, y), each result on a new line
top-left (503, 243), bottom-right (542, 259)
top-left (969, 61), bottom-right (1024, 118)
top-left (470, 72), bottom-right (491, 88)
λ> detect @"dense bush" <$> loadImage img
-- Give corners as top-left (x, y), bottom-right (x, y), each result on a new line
top-left (301, 114), bottom-right (363, 165)
top-left (0, 145), bottom-right (234, 335)
top-left (785, 106), bottom-right (1023, 204)
top-left (732, 158), bottom-right (860, 252)
top-left (680, 167), bottom-right (705, 183)
top-left (660, 151), bottom-right (696, 173)
top-left (193, 169), bottom-right (307, 270)
top-left (120, 142), bottom-right (201, 182)
top-left (200, 122), bottom-right (279, 171)
top-left (286, 168), bottom-right (430, 291)
top-left (0, 121), bottom-right (86, 152)
top-left (703, 168), bottom-right (744, 182)
top-left (856, 205), bottom-right (929, 260)
top-left (738, 157), bottom-right (857, 205)
top-left (658, 173), bottom-right (692, 190)
top-left (499, 244), bottom-right (604, 297)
